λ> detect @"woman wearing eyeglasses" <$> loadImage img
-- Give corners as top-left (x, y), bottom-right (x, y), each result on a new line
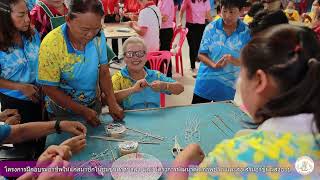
top-left (37, 0), bottom-right (124, 126)
top-left (112, 37), bottom-right (184, 110)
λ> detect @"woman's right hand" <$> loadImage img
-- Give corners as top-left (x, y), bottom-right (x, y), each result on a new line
top-left (60, 121), bottom-right (87, 136)
top-left (82, 107), bottom-right (100, 127)
top-left (132, 79), bottom-right (149, 93)
top-left (19, 84), bottom-right (40, 103)
top-left (0, 109), bottom-right (19, 122)
top-left (175, 144), bottom-right (205, 166)
top-left (60, 135), bottom-right (86, 154)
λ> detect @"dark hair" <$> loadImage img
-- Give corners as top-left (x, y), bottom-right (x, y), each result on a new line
top-left (247, 2), bottom-right (264, 17)
top-left (0, 0), bottom-right (33, 52)
top-left (220, 0), bottom-right (246, 10)
top-left (241, 24), bottom-right (320, 142)
top-left (68, 0), bottom-right (104, 20)
top-left (249, 10), bottom-right (288, 36)
top-left (191, 0), bottom-right (207, 3)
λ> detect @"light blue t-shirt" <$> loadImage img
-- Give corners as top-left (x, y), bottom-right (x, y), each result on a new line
top-left (194, 18), bottom-right (251, 101)
top-left (37, 24), bottom-right (108, 113)
top-left (0, 31), bottom-right (41, 101)
top-left (0, 124), bottom-right (11, 143)
top-left (26, 0), bottom-right (38, 11)
top-left (112, 67), bottom-right (175, 110)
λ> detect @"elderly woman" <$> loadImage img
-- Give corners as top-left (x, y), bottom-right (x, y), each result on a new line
top-left (169, 24), bottom-right (320, 180)
top-left (112, 37), bottom-right (184, 110)
top-left (37, 0), bottom-right (124, 127)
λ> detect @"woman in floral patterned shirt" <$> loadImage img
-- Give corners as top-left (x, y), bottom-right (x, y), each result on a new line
top-left (168, 25), bottom-right (320, 179)
top-left (0, 0), bottom-right (46, 159)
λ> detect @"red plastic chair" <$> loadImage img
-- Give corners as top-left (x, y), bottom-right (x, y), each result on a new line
top-left (299, 0), bottom-right (307, 14)
top-left (171, 27), bottom-right (188, 76)
top-left (146, 51), bottom-right (172, 107)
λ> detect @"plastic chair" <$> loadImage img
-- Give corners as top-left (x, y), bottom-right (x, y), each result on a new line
top-left (146, 51), bottom-right (172, 107)
top-left (171, 27), bottom-right (188, 76)
top-left (299, 0), bottom-right (307, 14)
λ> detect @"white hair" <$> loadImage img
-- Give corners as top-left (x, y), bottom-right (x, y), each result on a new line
top-left (122, 36), bottom-right (147, 54)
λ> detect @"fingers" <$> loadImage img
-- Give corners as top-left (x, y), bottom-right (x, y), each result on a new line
top-left (5, 114), bottom-right (21, 125)
top-left (66, 121), bottom-right (87, 136)
top-left (138, 79), bottom-right (149, 88)
top-left (3, 109), bottom-right (19, 117)
top-left (61, 135), bottom-right (86, 154)
top-left (89, 116), bottom-right (100, 127)
top-left (45, 145), bottom-right (67, 158)
top-left (76, 123), bottom-right (87, 135)
top-left (111, 112), bottom-right (124, 121)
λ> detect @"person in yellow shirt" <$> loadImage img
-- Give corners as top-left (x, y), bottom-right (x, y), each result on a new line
top-left (243, 2), bottom-right (264, 24)
top-left (301, 0), bottom-right (320, 23)
top-left (284, 0), bottom-right (300, 21)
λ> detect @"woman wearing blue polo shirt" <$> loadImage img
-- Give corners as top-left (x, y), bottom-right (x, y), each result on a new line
top-left (0, 0), bottom-right (46, 159)
top-left (112, 37), bottom-right (184, 110)
top-left (192, 0), bottom-right (251, 103)
top-left (37, 0), bottom-right (124, 126)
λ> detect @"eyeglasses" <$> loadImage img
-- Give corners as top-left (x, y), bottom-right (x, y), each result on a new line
top-left (124, 50), bottom-right (146, 58)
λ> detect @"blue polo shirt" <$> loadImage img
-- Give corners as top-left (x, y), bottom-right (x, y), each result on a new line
top-left (194, 18), bottom-right (251, 101)
top-left (112, 67), bottom-right (175, 110)
top-left (37, 24), bottom-right (108, 113)
top-left (0, 30), bottom-right (41, 101)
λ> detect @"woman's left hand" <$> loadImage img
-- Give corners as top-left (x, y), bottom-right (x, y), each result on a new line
top-left (150, 81), bottom-right (166, 92)
top-left (5, 114), bottom-right (21, 125)
top-left (109, 103), bottom-right (124, 121)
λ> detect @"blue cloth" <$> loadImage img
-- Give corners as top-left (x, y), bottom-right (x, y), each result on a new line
top-left (0, 31), bottom-right (41, 101)
top-left (0, 124), bottom-right (11, 143)
top-left (26, 0), bottom-right (38, 11)
top-left (114, 67), bottom-right (175, 110)
top-left (37, 24), bottom-right (108, 112)
top-left (194, 18), bottom-right (251, 101)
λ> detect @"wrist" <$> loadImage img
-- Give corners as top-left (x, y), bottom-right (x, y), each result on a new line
top-left (129, 87), bottom-right (136, 94)
top-left (54, 119), bottom-right (61, 134)
top-left (16, 83), bottom-right (24, 91)
top-left (160, 82), bottom-right (167, 90)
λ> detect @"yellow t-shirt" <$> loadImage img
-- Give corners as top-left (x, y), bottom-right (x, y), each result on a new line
top-left (243, 15), bottom-right (253, 24)
top-left (284, 9), bottom-right (300, 22)
top-left (190, 131), bottom-right (320, 179)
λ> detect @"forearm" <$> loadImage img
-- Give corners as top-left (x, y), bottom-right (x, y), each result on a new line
top-left (42, 86), bottom-right (86, 115)
top-left (114, 88), bottom-right (135, 103)
top-left (167, 159), bottom-right (190, 180)
top-left (132, 24), bottom-right (147, 36)
top-left (0, 78), bottom-right (23, 91)
top-left (165, 82), bottom-right (184, 95)
top-left (4, 121), bottom-right (56, 144)
top-left (99, 65), bottom-right (119, 107)
top-left (198, 53), bottom-right (215, 68)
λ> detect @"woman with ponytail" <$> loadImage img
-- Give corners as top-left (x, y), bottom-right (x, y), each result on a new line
top-left (168, 24), bottom-right (320, 179)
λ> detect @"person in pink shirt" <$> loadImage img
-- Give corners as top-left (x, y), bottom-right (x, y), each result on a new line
top-left (179, 0), bottom-right (212, 77)
top-left (158, 0), bottom-right (175, 77)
